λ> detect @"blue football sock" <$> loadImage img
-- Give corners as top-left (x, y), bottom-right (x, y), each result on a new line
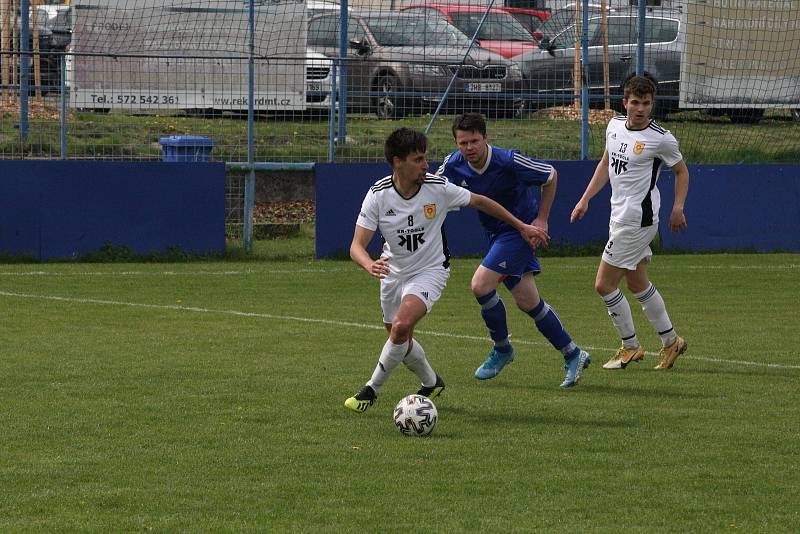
top-left (527, 299), bottom-right (577, 357)
top-left (477, 290), bottom-right (509, 345)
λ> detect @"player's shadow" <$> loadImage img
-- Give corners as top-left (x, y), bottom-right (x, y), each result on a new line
top-left (496, 380), bottom-right (714, 400)
top-left (442, 404), bottom-right (634, 429)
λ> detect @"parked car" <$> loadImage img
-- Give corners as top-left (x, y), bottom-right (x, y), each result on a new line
top-left (308, 11), bottom-right (524, 119)
top-left (533, 3), bottom-right (614, 43)
top-left (0, 2), bottom-right (71, 90)
top-left (499, 7), bottom-right (551, 40)
top-left (305, 48), bottom-right (333, 112)
top-left (400, 3), bottom-right (539, 59)
top-left (307, 0), bottom-right (345, 18)
top-left (515, 9), bottom-right (682, 116)
top-left (516, 8), bottom-right (766, 122)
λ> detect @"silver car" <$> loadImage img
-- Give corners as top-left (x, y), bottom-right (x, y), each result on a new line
top-left (515, 10), bottom-right (682, 116)
top-left (308, 11), bottom-right (524, 119)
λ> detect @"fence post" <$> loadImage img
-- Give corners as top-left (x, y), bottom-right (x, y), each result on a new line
top-left (328, 61), bottom-right (337, 162)
top-left (19, 0), bottom-right (29, 141)
top-left (60, 53), bottom-right (66, 158)
top-left (580, 0), bottom-right (590, 160)
top-left (243, 0), bottom-right (256, 250)
top-left (637, 0), bottom-right (646, 76)
top-left (337, 0), bottom-right (348, 144)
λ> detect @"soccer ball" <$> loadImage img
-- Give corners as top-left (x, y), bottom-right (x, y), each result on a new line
top-left (393, 394), bottom-right (438, 436)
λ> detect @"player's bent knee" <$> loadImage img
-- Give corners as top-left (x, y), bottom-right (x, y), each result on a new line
top-left (390, 319), bottom-right (413, 342)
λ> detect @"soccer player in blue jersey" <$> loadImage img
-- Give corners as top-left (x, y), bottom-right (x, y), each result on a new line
top-left (437, 113), bottom-right (590, 388)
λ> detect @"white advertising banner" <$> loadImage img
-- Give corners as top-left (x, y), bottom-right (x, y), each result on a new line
top-left (680, 0), bottom-right (800, 108)
top-left (69, 0), bottom-right (307, 111)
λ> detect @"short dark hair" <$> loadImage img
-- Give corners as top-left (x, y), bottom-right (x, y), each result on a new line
top-left (452, 112), bottom-right (487, 138)
top-left (384, 127), bottom-right (427, 164)
top-left (623, 74), bottom-right (657, 100)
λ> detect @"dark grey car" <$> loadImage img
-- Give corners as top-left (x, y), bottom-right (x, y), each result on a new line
top-left (515, 10), bottom-right (682, 116)
top-left (308, 11), bottom-right (524, 118)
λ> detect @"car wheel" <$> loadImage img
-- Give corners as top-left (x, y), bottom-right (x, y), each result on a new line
top-left (727, 108), bottom-right (764, 124)
top-left (374, 74), bottom-right (406, 120)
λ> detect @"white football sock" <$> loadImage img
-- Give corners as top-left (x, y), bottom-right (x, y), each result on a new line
top-left (602, 289), bottom-right (639, 349)
top-left (403, 339), bottom-right (437, 387)
top-left (367, 339), bottom-right (407, 395)
top-left (635, 284), bottom-right (677, 348)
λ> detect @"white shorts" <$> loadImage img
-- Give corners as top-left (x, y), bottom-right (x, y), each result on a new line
top-left (602, 220), bottom-right (659, 270)
top-left (380, 267), bottom-right (449, 324)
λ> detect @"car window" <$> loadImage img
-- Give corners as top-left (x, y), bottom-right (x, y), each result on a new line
top-left (308, 17), bottom-right (338, 47)
top-left (645, 17), bottom-right (678, 43)
top-left (537, 6), bottom-right (603, 40)
top-left (363, 15), bottom-right (472, 47)
top-left (403, 7), bottom-right (446, 20)
top-left (508, 12), bottom-right (540, 34)
top-left (604, 16), bottom-right (637, 46)
top-left (308, 16), bottom-right (366, 47)
top-left (450, 12), bottom-right (535, 42)
top-left (553, 15), bottom-right (679, 49)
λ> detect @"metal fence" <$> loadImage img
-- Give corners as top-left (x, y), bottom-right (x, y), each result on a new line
top-left (2, 0), bottom-right (799, 243)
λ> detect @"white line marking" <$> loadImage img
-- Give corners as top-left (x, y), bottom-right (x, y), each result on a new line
top-left (2, 290), bottom-right (799, 370)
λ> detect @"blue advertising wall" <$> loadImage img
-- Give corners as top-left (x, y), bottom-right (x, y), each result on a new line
top-left (0, 161), bottom-right (226, 259)
top-left (315, 162), bottom-right (800, 258)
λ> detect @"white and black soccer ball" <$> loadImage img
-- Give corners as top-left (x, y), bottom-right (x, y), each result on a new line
top-left (393, 394), bottom-right (438, 436)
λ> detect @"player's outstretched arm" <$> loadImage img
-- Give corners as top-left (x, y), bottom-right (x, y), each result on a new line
top-left (570, 150), bottom-right (611, 223)
top-left (669, 159), bottom-right (690, 233)
top-left (350, 225), bottom-right (389, 278)
top-left (468, 193), bottom-right (549, 248)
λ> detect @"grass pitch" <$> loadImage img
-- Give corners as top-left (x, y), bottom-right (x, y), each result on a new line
top-left (1, 254), bottom-right (798, 531)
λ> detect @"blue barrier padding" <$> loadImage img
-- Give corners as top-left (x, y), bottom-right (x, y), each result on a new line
top-left (659, 164), bottom-right (800, 252)
top-left (315, 161), bottom-right (610, 259)
top-left (315, 161), bottom-right (800, 258)
top-left (0, 161), bottom-right (226, 259)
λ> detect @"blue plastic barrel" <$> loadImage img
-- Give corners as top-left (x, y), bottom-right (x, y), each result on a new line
top-left (158, 135), bottom-right (215, 162)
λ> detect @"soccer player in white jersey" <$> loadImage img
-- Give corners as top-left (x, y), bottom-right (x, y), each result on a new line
top-left (345, 128), bottom-right (549, 413)
top-left (570, 75), bottom-right (690, 370)
top-left (437, 113), bottom-right (591, 389)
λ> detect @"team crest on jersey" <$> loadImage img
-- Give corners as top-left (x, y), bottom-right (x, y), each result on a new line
top-left (633, 141), bottom-right (645, 155)
top-left (423, 204), bottom-right (436, 219)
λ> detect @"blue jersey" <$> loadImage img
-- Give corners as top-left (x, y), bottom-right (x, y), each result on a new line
top-left (436, 145), bottom-right (553, 239)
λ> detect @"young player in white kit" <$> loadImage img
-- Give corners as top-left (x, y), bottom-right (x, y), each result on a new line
top-left (570, 75), bottom-right (690, 371)
top-left (345, 128), bottom-right (550, 413)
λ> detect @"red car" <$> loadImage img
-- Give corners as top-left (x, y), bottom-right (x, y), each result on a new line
top-left (400, 3), bottom-right (539, 58)
top-left (500, 7), bottom-right (552, 40)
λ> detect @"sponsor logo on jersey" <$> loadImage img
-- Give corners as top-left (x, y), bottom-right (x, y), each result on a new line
top-left (633, 141), bottom-right (645, 155)
top-left (460, 180), bottom-right (469, 188)
top-left (385, 209), bottom-right (396, 216)
top-left (359, 212), bottom-right (367, 218)
top-left (421, 291), bottom-right (429, 300)
top-left (423, 204), bottom-right (436, 219)
top-left (610, 133), bottom-right (617, 139)
top-left (498, 261), bottom-right (507, 269)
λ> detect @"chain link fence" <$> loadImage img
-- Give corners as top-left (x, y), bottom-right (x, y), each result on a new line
top-left (2, 0), bottom-right (799, 239)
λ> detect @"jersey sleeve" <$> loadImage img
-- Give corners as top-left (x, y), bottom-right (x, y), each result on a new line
top-left (658, 131), bottom-right (683, 168)
top-left (355, 189), bottom-right (379, 231)
top-left (443, 179), bottom-right (472, 210)
top-left (511, 150), bottom-right (554, 186)
top-left (435, 152), bottom-right (453, 178)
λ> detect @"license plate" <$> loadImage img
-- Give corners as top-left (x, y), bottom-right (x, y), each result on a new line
top-left (465, 82), bottom-right (501, 93)
top-left (307, 82), bottom-right (323, 92)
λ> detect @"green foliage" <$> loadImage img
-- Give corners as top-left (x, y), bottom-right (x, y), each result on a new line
top-left (2, 110), bottom-right (798, 163)
top-left (0, 254), bottom-right (798, 531)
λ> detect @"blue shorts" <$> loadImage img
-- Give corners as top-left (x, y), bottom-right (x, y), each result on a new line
top-left (480, 231), bottom-right (541, 287)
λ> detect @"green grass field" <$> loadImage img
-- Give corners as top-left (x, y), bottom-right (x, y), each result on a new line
top-left (1, 253), bottom-right (799, 531)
